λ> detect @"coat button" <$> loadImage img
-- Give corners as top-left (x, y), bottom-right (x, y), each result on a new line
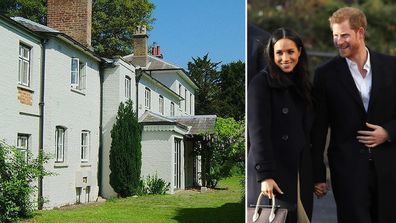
top-left (255, 164), bottom-right (261, 170)
top-left (282, 107), bottom-right (289, 114)
top-left (282, 135), bottom-right (289, 141)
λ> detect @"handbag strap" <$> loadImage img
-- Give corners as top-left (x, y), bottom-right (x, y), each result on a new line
top-left (252, 192), bottom-right (276, 222)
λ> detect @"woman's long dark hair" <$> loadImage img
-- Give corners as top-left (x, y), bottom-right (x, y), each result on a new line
top-left (266, 28), bottom-right (312, 108)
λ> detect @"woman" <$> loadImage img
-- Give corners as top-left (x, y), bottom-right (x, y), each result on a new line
top-left (247, 28), bottom-right (314, 223)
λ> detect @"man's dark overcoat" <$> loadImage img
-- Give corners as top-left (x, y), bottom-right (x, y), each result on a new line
top-left (312, 50), bottom-right (396, 223)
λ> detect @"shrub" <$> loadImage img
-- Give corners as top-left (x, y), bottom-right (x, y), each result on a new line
top-left (0, 141), bottom-right (50, 223)
top-left (109, 100), bottom-right (142, 197)
top-left (144, 174), bottom-right (170, 195)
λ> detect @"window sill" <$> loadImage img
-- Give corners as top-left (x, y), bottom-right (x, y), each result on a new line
top-left (71, 88), bottom-right (86, 96)
top-left (54, 162), bottom-right (69, 168)
top-left (17, 84), bottom-right (34, 93)
top-left (80, 163), bottom-right (91, 167)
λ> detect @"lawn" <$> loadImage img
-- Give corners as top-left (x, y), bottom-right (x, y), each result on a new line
top-left (22, 175), bottom-right (244, 223)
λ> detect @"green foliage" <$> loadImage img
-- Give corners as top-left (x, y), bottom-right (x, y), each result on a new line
top-left (92, 0), bottom-right (155, 57)
top-left (0, 0), bottom-right (47, 24)
top-left (109, 100), bottom-right (142, 198)
top-left (0, 141), bottom-right (51, 223)
top-left (217, 61), bottom-right (245, 121)
top-left (143, 173), bottom-right (170, 195)
top-left (187, 54), bottom-right (221, 117)
top-left (187, 54), bottom-right (245, 121)
top-left (249, 0), bottom-right (396, 62)
top-left (195, 117), bottom-right (245, 188)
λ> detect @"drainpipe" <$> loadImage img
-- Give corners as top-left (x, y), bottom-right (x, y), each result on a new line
top-left (38, 38), bottom-right (48, 210)
top-left (135, 68), bottom-right (143, 115)
top-left (98, 64), bottom-right (104, 196)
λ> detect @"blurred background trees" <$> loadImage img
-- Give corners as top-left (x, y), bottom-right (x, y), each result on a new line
top-left (248, 0), bottom-right (396, 71)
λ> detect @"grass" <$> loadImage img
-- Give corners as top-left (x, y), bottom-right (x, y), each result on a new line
top-left (21, 175), bottom-right (244, 223)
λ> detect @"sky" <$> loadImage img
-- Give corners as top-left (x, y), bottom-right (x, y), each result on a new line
top-left (148, 0), bottom-right (245, 70)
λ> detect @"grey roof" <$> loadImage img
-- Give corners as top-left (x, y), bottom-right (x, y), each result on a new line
top-left (11, 17), bottom-right (59, 33)
top-left (124, 54), bottom-right (180, 70)
top-left (174, 115), bottom-right (217, 135)
top-left (139, 111), bottom-right (216, 135)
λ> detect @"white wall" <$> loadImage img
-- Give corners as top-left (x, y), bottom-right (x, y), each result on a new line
top-left (151, 71), bottom-right (195, 116)
top-left (101, 59), bottom-right (136, 198)
top-left (0, 18), bottom-right (42, 157)
top-left (140, 128), bottom-right (185, 194)
top-left (137, 75), bottom-right (181, 118)
top-left (42, 38), bottom-right (101, 208)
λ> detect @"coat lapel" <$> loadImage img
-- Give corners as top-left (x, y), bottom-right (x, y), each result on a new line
top-left (336, 56), bottom-right (366, 113)
top-left (367, 50), bottom-right (392, 115)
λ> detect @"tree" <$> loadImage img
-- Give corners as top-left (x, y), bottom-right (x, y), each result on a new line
top-left (0, 0), bottom-right (47, 24)
top-left (195, 117), bottom-right (244, 188)
top-left (109, 100), bottom-right (142, 197)
top-left (217, 61), bottom-right (245, 121)
top-left (92, 0), bottom-right (155, 57)
top-left (0, 142), bottom-right (51, 222)
top-left (0, 0), bottom-right (155, 57)
top-left (187, 54), bottom-right (221, 116)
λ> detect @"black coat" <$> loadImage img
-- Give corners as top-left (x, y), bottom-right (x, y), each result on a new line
top-left (247, 70), bottom-right (314, 223)
top-left (247, 23), bottom-right (270, 86)
top-left (312, 50), bottom-right (396, 223)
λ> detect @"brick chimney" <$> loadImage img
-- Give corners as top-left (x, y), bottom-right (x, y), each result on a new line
top-left (47, 0), bottom-right (92, 48)
top-left (133, 26), bottom-right (149, 67)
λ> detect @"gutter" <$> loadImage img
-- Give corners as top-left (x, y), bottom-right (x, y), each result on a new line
top-left (98, 64), bottom-right (104, 196)
top-left (38, 38), bottom-right (48, 210)
top-left (135, 68), bottom-right (143, 115)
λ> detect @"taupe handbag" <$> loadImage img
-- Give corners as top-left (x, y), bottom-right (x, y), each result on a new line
top-left (247, 192), bottom-right (288, 223)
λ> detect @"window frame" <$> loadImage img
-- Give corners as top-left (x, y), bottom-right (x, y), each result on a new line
top-left (55, 127), bottom-right (66, 163)
top-left (71, 58), bottom-right (86, 90)
top-left (81, 130), bottom-right (90, 163)
top-left (17, 134), bottom-right (29, 162)
top-left (145, 87), bottom-right (151, 109)
top-left (18, 44), bottom-right (31, 86)
top-left (159, 95), bottom-right (164, 115)
top-left (125, 76), bottom-right (131, 99)
top-left (170, 102), bottom-right (175, 116)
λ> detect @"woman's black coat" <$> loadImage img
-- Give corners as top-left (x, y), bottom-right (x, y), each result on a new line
top-left (247, 69), bottom-right (314, 222)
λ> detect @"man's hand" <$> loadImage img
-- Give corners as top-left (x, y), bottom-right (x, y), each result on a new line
top-left (261, 178), bottom-right (283, 199)
top-left (357, 122), bottom-right (389, 148)
top-left (314, 182), bottom-right (328, 198)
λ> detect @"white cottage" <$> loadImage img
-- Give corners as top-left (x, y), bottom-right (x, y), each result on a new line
top-left (0, 0), bottom-right (216, 207)
top-left (0, 0), bottom-right (101, 208)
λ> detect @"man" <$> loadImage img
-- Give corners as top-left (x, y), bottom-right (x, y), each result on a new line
top-left (313, 7), bottom-right (396, 223)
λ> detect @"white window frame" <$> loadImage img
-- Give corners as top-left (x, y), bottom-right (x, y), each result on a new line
top-left (71, 58), bottom-right (86, 90)
top-left (184, 89), bottom-right (187, 112)
top-left (81, 131), bottom-right (90, 162)
top-left (159, 95), bottom-right (164, 115)
top-left (18, 44), bottom-right (31, 86)
top-left (55, 127), bottom-right (66, 163)
top-left (145, 87), bottom-right (151, 109)
top-left (170, 102), bottom-right (175, 116)
top-left (125, 76), bottom-right (131, 99)
top-left (190, 93), bottom-right (193, 114)
top-left (174, 138), bottom-right (182, 189)
top-left (17, 134), bottom-right (29, 162)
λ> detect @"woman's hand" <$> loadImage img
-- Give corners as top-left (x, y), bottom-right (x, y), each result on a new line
top-left (261, 178), bottom-right (283, 199)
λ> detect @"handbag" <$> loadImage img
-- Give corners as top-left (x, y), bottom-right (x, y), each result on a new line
top-left (247, 192), bottom-right (288, 223)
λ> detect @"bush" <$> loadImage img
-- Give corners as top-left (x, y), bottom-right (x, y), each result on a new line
top-left (0, 141), bottom-right (50, 223)
top-left (143, 174), bottom-right (170, 195)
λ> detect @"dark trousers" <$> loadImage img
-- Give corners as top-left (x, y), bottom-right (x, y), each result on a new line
top-left (368, 160), bottom-right (378, 223)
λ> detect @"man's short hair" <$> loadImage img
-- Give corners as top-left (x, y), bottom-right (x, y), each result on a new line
top-left (329, 7), bottom-right (367, 31)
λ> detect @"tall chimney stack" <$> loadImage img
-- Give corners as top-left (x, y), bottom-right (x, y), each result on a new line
top-left (133, 26), bottom-right (149, 67)
top-left (47, 0), bottom-right (92, 48)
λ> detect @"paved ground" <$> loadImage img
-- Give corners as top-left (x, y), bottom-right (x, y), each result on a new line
top-left (311, 190), bottom-right (337, 223)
